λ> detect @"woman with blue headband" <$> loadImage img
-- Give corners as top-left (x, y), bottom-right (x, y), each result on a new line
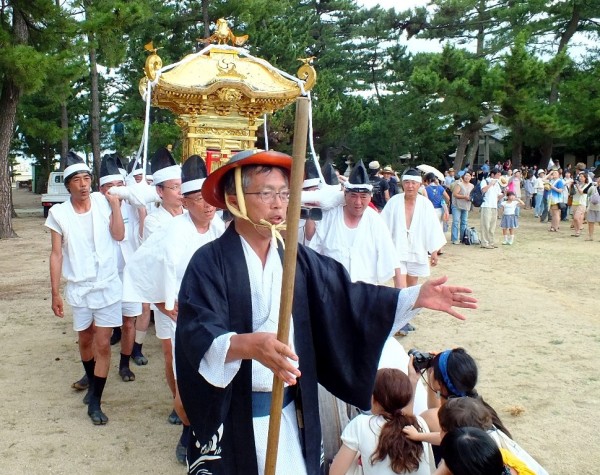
top-left (403, 348), bottom-right (511, 466)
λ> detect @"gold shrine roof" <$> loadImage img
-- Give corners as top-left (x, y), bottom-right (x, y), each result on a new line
top-left (141, 47), bottom-right (316, 118)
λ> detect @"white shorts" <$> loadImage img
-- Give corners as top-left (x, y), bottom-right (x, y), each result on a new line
top-left (122, 301), bottom-right (142, 317)
top-left (153, 307), bottom-right (177, 377)
top-left (154, 307), bottom-right (177, 341)
top-left (400, 260), bottom-right (430, 278)
top-left (72, 301), bottom-right (122, 332)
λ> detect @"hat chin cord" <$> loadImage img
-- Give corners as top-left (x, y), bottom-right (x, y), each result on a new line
top-left (224, 167), bottom-right (287, 249)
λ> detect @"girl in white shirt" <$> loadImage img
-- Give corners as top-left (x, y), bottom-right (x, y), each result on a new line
top-left (500, 192), bottom-right (524, 245)
top-left (330, 368), bottom-right (434, 475)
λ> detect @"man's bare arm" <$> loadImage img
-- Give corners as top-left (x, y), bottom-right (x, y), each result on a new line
top-left (106, 194), bottom-right (125, 241)
top-left (49, 230), bottom-right (64, 317)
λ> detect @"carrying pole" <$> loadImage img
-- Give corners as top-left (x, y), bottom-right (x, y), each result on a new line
top-left (264, 96), bottom-right (311, 475)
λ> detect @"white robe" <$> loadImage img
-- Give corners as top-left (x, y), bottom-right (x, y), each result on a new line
top-left (117, 201), bottom-right (142, 270)
top-left (143, 204), bottom-right (186, 240)
top-left (381, 193), bottom-right (447, 265)
top-left (45, 192), bottom-right (121, 309)
top-left (122, 213), bottom-right (225, 311)
top-left (308, 205), bottom-right (399, 284)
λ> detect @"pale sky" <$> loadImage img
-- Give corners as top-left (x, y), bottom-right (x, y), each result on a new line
top-left (355, 0), bottom-right (593, 60)
top-left (355, 0), bottom-right (443, 54)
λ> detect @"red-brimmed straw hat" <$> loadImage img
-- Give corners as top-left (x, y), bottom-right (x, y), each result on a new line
top-left (201, 150), bottom-right (292, 209)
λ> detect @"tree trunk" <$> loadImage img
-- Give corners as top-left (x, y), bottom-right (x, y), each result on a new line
top-left (202, 0), bottom-right (210, 38)
top-left (453, 130), bottom-right (472, 171)
top-left (511, 126), bottom-right (522, 169)
top-left (60, 102), bottom-right (69, 170)
top-left (453, 113), bottom-right (494, 171)
top-left (475, 0), bottom-right (485, 56)
top-left (0, 8), bottom-right (28, 239)
top-left (539, 141), bottom-right (553, 171)
top-left (540, 5), bottom-right (581, 168)
top-left (88, 36), bottom-right (101, 187)
top-left (465, 130), bottom-right (480, 167)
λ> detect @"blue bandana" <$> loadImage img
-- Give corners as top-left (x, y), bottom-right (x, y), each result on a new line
top-left (438, 350), bottom-right (466, 397)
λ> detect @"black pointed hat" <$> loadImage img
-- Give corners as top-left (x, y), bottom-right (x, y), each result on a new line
top-left (401, 168), bottom-right (422, 182)
top-left (150, 147), bottom-right (181, 184)
top-left (64, 151), bottom-right (91, 180)
top-left (181, 155), bottom-right (208, 194)
top-left (127, 158), bottom-right (143, 175)
top-left (346, 160), bottom-right (372, 193)
top-left (321, 159), bottom-right (339, 186)
top-left (99, 153), bottom-right (125, 186)
top-left (303, 158), bottom-right (321, 188)
top-left (114, 153), bottom-right (126, 177)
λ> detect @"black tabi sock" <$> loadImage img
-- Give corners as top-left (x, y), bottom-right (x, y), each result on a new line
top-left (92, 376), bottom-right (107, 401)
top-left (132, 342), bottom-right (143, 356)
top-left (180, 425), bottom-right (190, 447)
top-left (119, 353), bottom-right (130, 370)
top-left (82, 359), bottom-right (95, 382)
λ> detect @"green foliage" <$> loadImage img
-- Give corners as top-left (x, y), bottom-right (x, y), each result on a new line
top-left (0, 45), bottom-right (50, 93)
top-left (553, 60), bottom-right (600, 155)
top-left (5, 0), bottom-right (600, 179)
top-left (412, 46), bottom-right (501, 128)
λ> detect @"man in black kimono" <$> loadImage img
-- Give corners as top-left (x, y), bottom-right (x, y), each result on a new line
top-left (175, 150), bottom-right (476, 475)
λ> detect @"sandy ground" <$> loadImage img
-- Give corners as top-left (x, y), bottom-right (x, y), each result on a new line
top-left (1, 187), bottom-right (599, 474)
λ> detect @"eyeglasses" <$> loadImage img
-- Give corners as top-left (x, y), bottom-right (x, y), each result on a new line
top-left (184, 195), bottom-right (205, 203)
top-left (245, 189), bottom-right (290, 203)
top-left (159, 184), bottom-right (181, 191)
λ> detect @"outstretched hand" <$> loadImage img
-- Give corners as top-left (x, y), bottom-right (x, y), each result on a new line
top-left (413, 276), bottom-right (477, 320)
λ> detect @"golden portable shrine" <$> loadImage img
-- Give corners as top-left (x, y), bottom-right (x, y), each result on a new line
top-left (139, 19), bottom-right (317, 171)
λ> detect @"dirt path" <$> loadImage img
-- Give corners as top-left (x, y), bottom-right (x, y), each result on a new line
top-left (2, 187), bottom-right (599, 474)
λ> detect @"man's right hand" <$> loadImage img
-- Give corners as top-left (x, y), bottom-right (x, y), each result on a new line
top-left (230, 332), bottom-right (301, 386)
top-left (52, 294), bottom-right (64, 318)
top-left (155, 302), bottom-right (178, 321)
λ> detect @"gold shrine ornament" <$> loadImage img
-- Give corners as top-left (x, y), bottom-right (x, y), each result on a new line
top-left (140, 20), bottom-right (316, 118)
top-left (139, 19), bottom-right (316, 167)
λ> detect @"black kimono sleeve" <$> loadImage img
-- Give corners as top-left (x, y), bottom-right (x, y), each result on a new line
top-left (175, 227), bottom-right (258, 475)
top-left (294, 245), bottom-right (401, 411)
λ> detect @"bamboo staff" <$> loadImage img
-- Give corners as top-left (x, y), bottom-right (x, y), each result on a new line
top-left (264, 96), bottom-right (311, 475)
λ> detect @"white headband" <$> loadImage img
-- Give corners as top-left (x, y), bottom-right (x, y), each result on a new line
top-left (181, 178), bottom-right (206, 195)
top-left (152, 165), bottom-right (181, 184)
top-left (64, 163), bottom-right (91, 180)
top-left (402, 175), bottom-right (422, 183)
top-left (344, 182), bottom-right (373, 192)
top-left (99, 174), bottom-right (124, 186)
top-left (303, 177), bottom-right (321, 189)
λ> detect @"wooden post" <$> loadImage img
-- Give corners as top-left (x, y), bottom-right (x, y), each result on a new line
top-left (264, 96), bottom-right (310, 475)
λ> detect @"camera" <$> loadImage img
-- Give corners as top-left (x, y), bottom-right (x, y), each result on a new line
top-left (408, 349), bottom-right (435, 372)
top-left (300, 207), bottom-right (322, 221)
